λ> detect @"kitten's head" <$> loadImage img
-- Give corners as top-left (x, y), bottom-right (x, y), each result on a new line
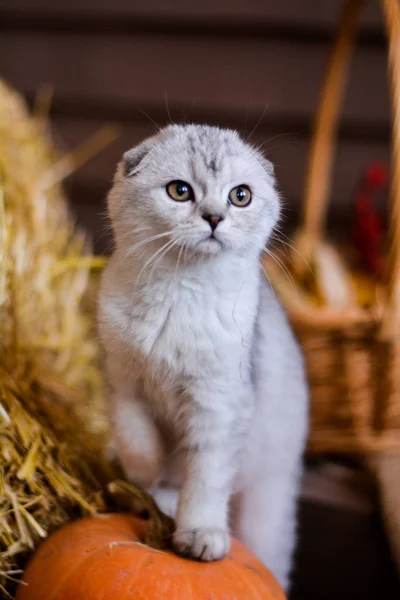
top-left (108, 124), bottom-right (280, 262)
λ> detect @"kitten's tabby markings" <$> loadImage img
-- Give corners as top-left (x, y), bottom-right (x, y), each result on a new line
top-left (98, 124), bottom-right (308, 591)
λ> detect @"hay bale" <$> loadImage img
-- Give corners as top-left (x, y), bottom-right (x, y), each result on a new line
top-left (0, 80), bottom-right (116, 596)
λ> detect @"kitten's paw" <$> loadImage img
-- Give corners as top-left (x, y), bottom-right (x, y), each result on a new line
top-left (173, 527), bottom-right (230, 561)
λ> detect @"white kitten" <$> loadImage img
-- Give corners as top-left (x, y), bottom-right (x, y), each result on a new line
top-left (98, 124), bottom-right (308, 590)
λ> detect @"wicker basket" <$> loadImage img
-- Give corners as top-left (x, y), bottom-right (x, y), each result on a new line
top-left (286, 0), bottom-right (400, 456)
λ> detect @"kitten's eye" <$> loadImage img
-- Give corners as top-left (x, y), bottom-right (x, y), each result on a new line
top-left (228, 185), bottom-right (252, 208)
top-left (166, 180), bottom-right (194, 202)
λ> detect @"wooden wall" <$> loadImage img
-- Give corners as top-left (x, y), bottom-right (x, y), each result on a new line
top-left (0, 0), bottom-right (390, 253)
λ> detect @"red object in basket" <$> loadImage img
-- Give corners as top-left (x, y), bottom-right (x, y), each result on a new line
top-left (350, 163), bottom-right (388, 277)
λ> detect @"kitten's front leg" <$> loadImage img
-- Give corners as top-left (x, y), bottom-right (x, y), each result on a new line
top-left (111, 388), bottom-right (165, 489)
top-left (173, 402), bottom-right (239, 562)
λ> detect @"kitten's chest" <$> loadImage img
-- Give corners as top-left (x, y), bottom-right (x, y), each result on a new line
top-left (129, 275), bottom-right (256, 375)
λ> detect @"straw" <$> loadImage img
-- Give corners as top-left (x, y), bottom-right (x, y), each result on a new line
top-left (0, 79), bottom-right (118, 595)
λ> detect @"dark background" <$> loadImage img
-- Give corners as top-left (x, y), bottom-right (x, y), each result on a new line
top-left (0, 0), bottom-right (392, 254)
top-left (1, 0), bottom-right (399, 598)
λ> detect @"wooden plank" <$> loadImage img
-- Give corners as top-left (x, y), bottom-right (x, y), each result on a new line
top-left (0, 32), bottom-right (390, 125)
top-left (0, 0), bottom-right (383, 31)
top-left (54, 117), bottom-right (391, 212)
top-left (59, 116), bottom-right (390, 255)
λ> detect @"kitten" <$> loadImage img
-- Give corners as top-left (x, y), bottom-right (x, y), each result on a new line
top-left (98, 124), bottom-right (308, 590)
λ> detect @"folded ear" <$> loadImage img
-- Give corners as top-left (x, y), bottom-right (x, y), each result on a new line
top-left (259, 155), bottom-right (274, 178)
top-left (123, 139), bottom-right (154, 177)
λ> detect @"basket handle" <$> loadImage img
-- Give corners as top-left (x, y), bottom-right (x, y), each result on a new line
top-left (301, 0), bottom-right (363, 248)
top-left (381, 0), bottom-right (400, 337)
top-left (300, 0), bottom-right (400, 337)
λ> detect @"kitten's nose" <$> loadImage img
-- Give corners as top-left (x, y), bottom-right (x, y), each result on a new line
top-left (202, 213), bottom-right (224, 231)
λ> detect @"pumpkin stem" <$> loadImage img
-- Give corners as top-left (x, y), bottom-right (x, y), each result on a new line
top-left (104, 480), bottom-right (176, 550)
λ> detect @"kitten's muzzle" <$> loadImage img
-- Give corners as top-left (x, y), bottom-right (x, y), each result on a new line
top-left (202, 213), bottom-right (224, 232)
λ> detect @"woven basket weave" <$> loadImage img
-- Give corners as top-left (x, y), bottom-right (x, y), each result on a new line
top-left (287, 0), bottom-right (400, 456)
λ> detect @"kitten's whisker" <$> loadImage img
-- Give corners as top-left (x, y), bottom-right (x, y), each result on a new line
top-left (147, 238), bottom-right (180, 285)
top-left (243, 99), bottom-right (253, 138)
top-left (270, 234), bottom-right (312, 273)
top-left (122, 224), bottom-right (194, 258)
top-left (121, 223), bottom-right (193, 245)
top-left (262, 248), bottom-right (297, 293)
top-left (243, 244), bottom-right (279, 303)
top-left (130, 238), bottom-right (174, 299)
top-left (257, 133), bottom-right (298, 153)
top-left (260, 262), bottom-right (279, 302)
top-left (96, 226), bottom-right (114, 248)
top-left (273, 225), bottom-right (304, 241)
top-left (113, 222), bottom-right (152, 237)
top-left (116, 226), bottom-right (153, 244)
top-left (135, 238), bottom-right (177, 288)
top-left (125, 231), bottom-right (175, 257)
top-left (245, 103), bottom-right (269, 142)
top-left (136, 107), bottom-right (160, 131)
top-left (164, 90), bottom-right (173, 125)
top-left (174, 240), bottom-right (186, 280)
top-left (264, 247), bottom-right (291, 278)
top-left (183, 239), bottom-right (191, 267)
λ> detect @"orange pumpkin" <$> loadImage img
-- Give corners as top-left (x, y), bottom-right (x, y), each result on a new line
top-left (16, 513), bottom-right (285, 600)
